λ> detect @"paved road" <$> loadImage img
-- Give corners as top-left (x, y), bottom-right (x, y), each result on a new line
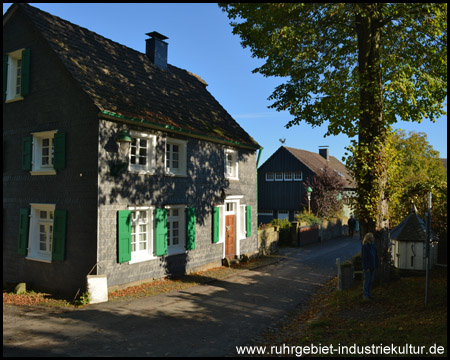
top-left (3, 236), bottom-right (361, 357)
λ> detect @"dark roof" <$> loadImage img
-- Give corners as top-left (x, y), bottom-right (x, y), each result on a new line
top-left (283, 146), bottom-right (355, 188)
top-left (390, 212), bottom-right (438, 242)
top-left (7, 3), bottom-right (259, 149)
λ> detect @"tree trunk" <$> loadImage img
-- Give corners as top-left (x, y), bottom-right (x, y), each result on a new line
top-left (355, 3), bottom-right (391, 282)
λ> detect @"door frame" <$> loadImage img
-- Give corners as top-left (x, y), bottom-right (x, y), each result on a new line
top-left (222, 195), bottom-right (244, 259)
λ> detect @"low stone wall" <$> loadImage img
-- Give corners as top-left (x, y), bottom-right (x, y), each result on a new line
top-left (258, 226), bottom-right (279, 255)
top-left (319, 218), bottom-right (346, 242)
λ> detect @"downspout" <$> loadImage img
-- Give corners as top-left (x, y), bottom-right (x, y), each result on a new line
top-left (256, 147), bottom-right (263, 228)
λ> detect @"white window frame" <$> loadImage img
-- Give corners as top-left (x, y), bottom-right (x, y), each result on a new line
top-left (128, 206), bottom-right (156, 264)
top-left (284, 172), bottom-right (293, 181)
top-left (30, 130), bottom-right (58, 175)
top-left (5, 49), bottom-right (25, 103)
top-left (165, 138), bottom-right (187, 176)
top-left (275, 172), bottom-right (283, 181)
top-left (294, 171), bottom-right (303, 181)
top-left (265, 172), bottom-right (274, 181)
top-left (128, 130), bottom-right (156, 174)
top-left (26, 203), bottom-right (56, 263)
top-left (224, 148), bottom-right (239, 180)
top-left (165, 205), bottom-right (187, 256)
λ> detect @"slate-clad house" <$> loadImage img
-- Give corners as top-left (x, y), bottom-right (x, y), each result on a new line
top-left (258, 146), bottom-right (355, 223)
top-left (3, 3), bottom-right (261, 296)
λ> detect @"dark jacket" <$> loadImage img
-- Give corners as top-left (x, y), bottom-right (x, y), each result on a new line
top-left (362, 242), bottom-right (378, 271)
top-left (348, 217), bottom-right (356, 228)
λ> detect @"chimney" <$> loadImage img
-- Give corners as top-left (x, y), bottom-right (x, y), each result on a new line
top-left (319, 146), bottom-right (329, 161)
top-left (146, 31), bottom-right (169, 70)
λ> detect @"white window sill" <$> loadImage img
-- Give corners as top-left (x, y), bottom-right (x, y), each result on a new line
top-left (30, 170), bottom-right (57, 176)
top-left (5, 96), bottom-right (24, 103)
top-left (128, 168), bottom-right (156, 175)
top-left (165, 171), bottom-right (187, 178)
top-left (225, 176), bottom-right (239, 181)
top-left (25, 255), bottom-right (52, 263)
top-left (129, 254), bottom-right (157, 264)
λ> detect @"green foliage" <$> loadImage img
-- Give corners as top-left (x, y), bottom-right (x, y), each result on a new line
top-left (386, 129), bottom-right (447, 236)
top-left (73, 292), bottom-right (90, 306)
top-left (219, 3), bottom-right (447, 136)
top-left (270, 218), bottom-right (291, 229)
top-left (294, 210), bottom-right (322, 226)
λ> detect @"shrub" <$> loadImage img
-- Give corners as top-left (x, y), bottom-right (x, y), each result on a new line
top-left (295, 210), bottom-right (322, 226)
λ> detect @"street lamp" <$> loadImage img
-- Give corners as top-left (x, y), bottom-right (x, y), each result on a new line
top-left (116, 130), bottom-right (133, 156)
top-left (306, 186), bottom-right (313, 214)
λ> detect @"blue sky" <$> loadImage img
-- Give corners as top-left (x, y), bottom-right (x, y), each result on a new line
top-left (4, 3), bottom-right (447, 166)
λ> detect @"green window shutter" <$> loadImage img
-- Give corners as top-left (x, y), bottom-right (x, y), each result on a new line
top-left (3, 55), bottom-right (8, 102)
top-left (154, 208), bottom-right (168, 256)
top-left (246, 205), bottom-right (252, 237)
top-left (186, 207), bottom-right (196, 250)
top-left (18, 208), bottom-right (30, 256)
top-left (20, 49), bottom-right (30, 96)
top-left (213, 207), bottom-right (220, 243)
top-left (22, 135), bottom-right (33, 171)
top-left (117, 210), bottom-right (132, 263)
top-left (52, 210), bottom-right (67, 261)
top-left (53, 132), bottom-right (66, 170)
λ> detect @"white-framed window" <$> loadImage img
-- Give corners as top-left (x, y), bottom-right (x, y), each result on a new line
top-left (129, 130), bottom-right (156, 174)
top-left (30, 130), bottom-right (57, 175)
top-left (275, 172), bottom-right (283, 181)
top-left (166, 205), bottom-right (186, 255)
top-left (129, 206), bottom-right (155, 263)
top-left (5, 49), bottom-right (25, 102)
top-left (265, 172), bottom-right (274, 181)
top-left (224, 148), bottom-right (239, 180)
top-left (284, 172), bottom-right (293, 181)
top-left (294, 171), bottom-right (303, 181)
top-left (165, 138), bottom-right (187, 176)
top-left (26, 204), bottom-right (55, 262)
top-left (277, 210), bottom-right (289, 220)
top-left (239, 205), bottom-right (248, 240)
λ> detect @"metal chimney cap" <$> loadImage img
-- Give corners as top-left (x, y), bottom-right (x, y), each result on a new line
top-left (146, 31), bottom-right (168, 41)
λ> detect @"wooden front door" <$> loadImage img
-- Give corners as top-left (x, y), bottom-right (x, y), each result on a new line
top-left (225, 215), bottom-right (235, 258)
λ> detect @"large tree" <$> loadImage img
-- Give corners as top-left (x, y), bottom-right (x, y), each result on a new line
top-left (387, 130), bottom-right (447, 235)
top-left (220, 3), bottom-right (447, 279)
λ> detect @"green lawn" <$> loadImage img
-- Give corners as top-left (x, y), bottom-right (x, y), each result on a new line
top-left (258, 267), bottom-right (447, 357)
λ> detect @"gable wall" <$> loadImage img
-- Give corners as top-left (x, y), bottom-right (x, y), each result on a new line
top-left (3, 9), bottom-right (99, 296)
top-left (258, 148), bottom-right (315, 213)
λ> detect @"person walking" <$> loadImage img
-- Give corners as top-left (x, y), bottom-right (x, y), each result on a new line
top-left (347, 215), bottom-right (356, 238)
top-left (362, 232), bottom-right (378, 300)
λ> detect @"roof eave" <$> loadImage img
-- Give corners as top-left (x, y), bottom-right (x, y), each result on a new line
top-left (100, 110), bottom-right (261, 150)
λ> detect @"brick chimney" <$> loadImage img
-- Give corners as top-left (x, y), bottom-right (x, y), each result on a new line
top-left (146, 31), bottom-right (168, 70)
top-left (319, 146), bottom-right (329, 161)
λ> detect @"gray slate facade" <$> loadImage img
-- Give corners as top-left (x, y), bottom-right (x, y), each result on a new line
top-left (3, 4), bottom-right (260, 297)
